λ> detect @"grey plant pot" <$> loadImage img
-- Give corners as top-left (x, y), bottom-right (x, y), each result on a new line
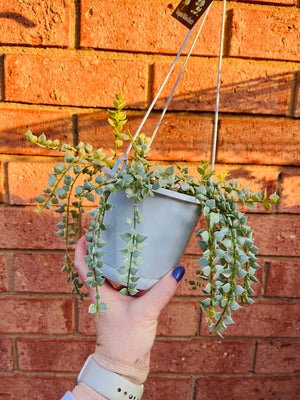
top-left (99, 188), bottom-right (202, 290)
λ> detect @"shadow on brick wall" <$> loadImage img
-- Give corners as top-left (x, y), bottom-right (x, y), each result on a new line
top-left (0, 12), bottom-right (36, 28)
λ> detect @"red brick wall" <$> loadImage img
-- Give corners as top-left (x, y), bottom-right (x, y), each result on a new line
top-left (0, 1), bottom-right (299, 399)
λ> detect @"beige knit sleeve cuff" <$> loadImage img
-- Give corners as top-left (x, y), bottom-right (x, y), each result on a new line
top-left (93, 346), bottom-right (149, 386)
top-left (71, 346), bottom-right (149, 400)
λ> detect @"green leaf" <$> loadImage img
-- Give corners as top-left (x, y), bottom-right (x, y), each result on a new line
top-left (202, 282), bottom-right (211, 294)
top-left (209, 212), bottom-right (220, 228)
top-left (38, 133), bottom-right (46, 143)
top-left (86, 193), bottom-right (95, 202)
top-left (222, 238), bottom-right (233, 249)
top-left (136, 234), bottom-right (147, 243)
top-left (206, 199), bottom-right (216, 209)
top-left (95, 174), bottom-right (105, 184)
top-left (246, 202), bottom-right (255, 210)
top-left (54, 162), bottom-right (66, 174)
top-left (202, 266), bottom-right (211, 276)
top-left (198, 258), bottom-right (208, 267)
top-left (120, 232), bottom-right (132, 242)
top-left (56, 188), bottom-right (67, 199)
top-left (222, 283), bottom-right (231, 293)
top-left (36, 195), bottom-right (45, 203)
top-left (230, 301), bottom-right (241, 311)
top-left (203, 206), bottom-right (210, 216)
top-left (215, 248), bottom-right (225, 259)
top-left (64, 153), bottom-right (75, 163)
top-left (201, 230), bottom-right (209, 243)
top-left (88, 304), bottom-right (97, 314)
top-left (237, 269), bottom-right (248, 278)
top-left (224, 315), bottom-right (235, 325)
top-left (198, 240), bottom-right (208, 251)
top-left (235, 285), bottom-right (246, 294)
top-left (200, 298), bottom-right (211, 308)
top-left (85, 232), bottom-right (94, 241)
top-left (181, 181), bottom-right (190, 191)
top-left (99, 302), bottom-right (107, 311)
top-left (48, 174), bottom-right (56, 187)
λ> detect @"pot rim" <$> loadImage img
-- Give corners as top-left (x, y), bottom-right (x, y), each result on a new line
top-left (154, 187), bottom-right (200, 205)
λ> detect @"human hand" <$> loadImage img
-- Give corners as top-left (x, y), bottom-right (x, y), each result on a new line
top-left (74, 236), bottom-right (185, 366)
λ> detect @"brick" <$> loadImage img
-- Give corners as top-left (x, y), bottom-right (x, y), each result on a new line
top-left (18, 338), bottom-right (94, 372)
top-left (177, 257), bottom-right (204, 296)
top-left (14, 253), bottom-right (70, 293)
top-left (144, 377), bottom-right (191, 400)
top-left (0, 0), bottom-right (70, 47)
top-left (295, 72), bottom-right (300, 117)
top-left (186, 214), bottom-right (300, 257)
top-left (0, 338), bottom-right (14, 371)
top-left (200, 301), bottom-right (300, 337)
top-left (217, 118), bottom-right (300, 166)
top-left (151, 339), bottom-right (254, 373)
top-left (229, 9), bottom-right (300, 62)
top-left (238, 0), bottom-right (296, 4)
top-left (157, 299), bottom-right (199, 337)
top-left (221, 165), bottom-right (279, 214)
top-left (5, 54), bottom-right (148, 108)
top-left (279, 171), bottom-right (300, 213)
top-left (0, 108), bottom-right (72, 155)
top-left (0, 374), bottom-right (74, 400)
top-left (78, 112), bottom-right (213, 162)
top-left (0, 161), bottom-right (4, 202)
top-left (255, 340), bottom-right (300, 373)
top-left (81, 0), bottom-right (222, 56)
top-left (78, 298), bottom-right (96, 335)
top-left (0, 207), bottom-right (65, 250)
top-left (248, 214), bottom-right (300, 257)
top-left (7, 161), bottom-right (56, 205)
top-left (0, 253), bottom-right (8, 292)
top-left (0, 296), bottom-right (74, 334)
top-left (266, 260), bottom-right (300, 298)
top-left (195, 376), bottom-right (300, 400)
top-left (153, 60), bottom-right (293, 115)
top-left (7, 160), bottom-right (95, 207)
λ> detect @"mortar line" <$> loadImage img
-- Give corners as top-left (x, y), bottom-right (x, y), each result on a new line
top-left (262, 260), bottom-right (270, 297)
top-left (6, 252), bottom-right (15, 293)
top-left (74, 0), bottom-right (81, 49)
top-left (250, 340), bottom-right (258, 373)
top-left (288, 71), bottom-right (299, 117)
top-left (0, 54), bottom-right (5, 101)
top-left (12, 336), bottom-right (19, 371)
top-left (275, 170), bottom-right (284, 214)
top-left (189, 376), bottom-right (196, 400)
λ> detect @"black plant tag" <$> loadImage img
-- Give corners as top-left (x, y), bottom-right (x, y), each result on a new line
top-left (172, 0), bottom-right (214, 30)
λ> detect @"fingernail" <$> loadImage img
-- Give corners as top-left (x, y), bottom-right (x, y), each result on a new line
top-left (172, 266), bottom-right (185, 283)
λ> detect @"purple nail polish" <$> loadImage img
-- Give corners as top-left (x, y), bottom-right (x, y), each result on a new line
top-left (172, 266), bottom-right (185, 283)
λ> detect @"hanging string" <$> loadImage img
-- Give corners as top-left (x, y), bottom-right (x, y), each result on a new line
top-left (112, 27), bottom-right (194, 172)
top-left (149, 4), bottom-right (213, 147)
top-left (112, 1), bottom-right (225, 173)
top-left (210, 0), bottom-right (227, 171)
top-left (113, 4), bottom-right (212, 173)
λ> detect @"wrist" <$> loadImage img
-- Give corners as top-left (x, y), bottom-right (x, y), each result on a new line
top-left (93, 346), bottom-right (149, 386)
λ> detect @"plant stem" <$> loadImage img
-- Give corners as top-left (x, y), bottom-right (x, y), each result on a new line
top-left (126, 200), bottom-right (138, 293)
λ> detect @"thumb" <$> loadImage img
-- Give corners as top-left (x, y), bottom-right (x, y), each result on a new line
top-left (74, 236), bottom-right (89, 286)
top-left (138, 266), bottom-right (185, 318)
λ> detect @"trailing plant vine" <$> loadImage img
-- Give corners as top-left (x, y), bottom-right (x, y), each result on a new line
top-left (25, 94), bottom-right (279, 335)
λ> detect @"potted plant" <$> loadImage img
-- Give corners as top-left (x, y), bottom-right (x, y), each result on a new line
top-left (25, 93), bottom-right (279, 337)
